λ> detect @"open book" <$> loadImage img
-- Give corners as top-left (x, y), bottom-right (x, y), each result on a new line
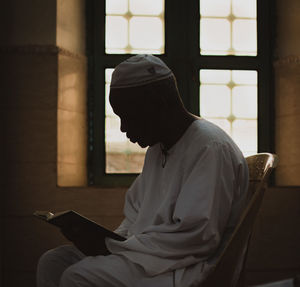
top-left (34, 210), bottom-right (125, 255)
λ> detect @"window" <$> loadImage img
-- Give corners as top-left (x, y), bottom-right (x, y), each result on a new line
top-left (105, 0), bottom-right (165, 54)
top-left (200, 69), bottom-right (258, 156)
top-left (87, 0), bottom-right (273, 186)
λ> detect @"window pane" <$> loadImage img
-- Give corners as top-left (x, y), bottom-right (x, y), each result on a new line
top-left (106, 0), bottom-right (128, 14)
top-left (200, 69), bottom-right (258, 156)
top-left (232, 70), bottom-right (257, 85)
top-left (129, 17), bottom-right (163, 50)
top-left (200, 19), bottom-right (231, 54)
top-left (105, 69), bottom-right (146, 174)
top-left (232, 0), bottom-right (256, 18)
top-left (105, 16), bottom-right (128, 52)
top-left (130, 0), bottom-right (164, 15)
top-left (233, 19), bottom-right (257, 55)
top-left (200, 0), bottom-right (231, 17)
top-left (106, 0), bottom-right (165, 54)
top-left (200, 0), bottom-right (257, 56)
top-left (200, 70), bottom-right (231, 84)
top-left (232, 86), bottom-right (257, 118)
top-left (200, 85), bottom-right (231, 117)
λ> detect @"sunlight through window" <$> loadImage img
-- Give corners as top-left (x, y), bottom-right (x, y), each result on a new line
top-left (106, 0), bottom-right (165, 54)
top-left (200, 0), bottom-right (257, 55)
top-left (200, 70), bottom-right (258, 156)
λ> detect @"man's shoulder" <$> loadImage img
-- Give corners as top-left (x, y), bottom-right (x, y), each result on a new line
top-left (183, 120), bottom-right (245, 166)
top-left (187, 119), bottom-right (235, 148)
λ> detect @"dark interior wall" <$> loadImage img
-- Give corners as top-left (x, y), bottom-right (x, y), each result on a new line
top-left (0, 49), bottom-right (126, 285)
top-left (245, 187), bottom-right (300, 284)
top-left (0, 0), bottom-right (56, 46)
top-left (0, 1), bottom-right (299, 287)
top-left (1, 105), bottom-right (4, 287)
top-left (0, 1), bottom-right (125, 286)
top-left (0, 2), bottom-right (57, 285)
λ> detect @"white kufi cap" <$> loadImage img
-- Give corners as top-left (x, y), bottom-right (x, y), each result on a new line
top-left (110, 54), bottom-right (173, 89)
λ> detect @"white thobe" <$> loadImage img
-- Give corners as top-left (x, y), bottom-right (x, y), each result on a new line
top-left (106, 119), bottom-right (249, 286)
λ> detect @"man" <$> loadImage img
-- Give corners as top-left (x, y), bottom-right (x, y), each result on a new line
top-left (37, 54), bottom-right (249, 287)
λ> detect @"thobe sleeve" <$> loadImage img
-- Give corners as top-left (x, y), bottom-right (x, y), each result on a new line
top-left (107, 142), bottom-right (239, 275)
top-left (114, 174), bottom-right (144, 238)
top-left (114, 218), bottom-right (132, 238)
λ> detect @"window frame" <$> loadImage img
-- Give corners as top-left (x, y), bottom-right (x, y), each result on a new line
top-left (87, 0), bottom-right (275, 186)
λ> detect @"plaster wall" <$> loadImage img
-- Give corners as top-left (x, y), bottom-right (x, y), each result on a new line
top-left (57, 0), bottom-right (86, 54)
top-left (274, 0), bottom-right (300, 185)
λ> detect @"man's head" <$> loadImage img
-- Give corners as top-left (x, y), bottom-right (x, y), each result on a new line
top-left (109, 55), bottom-right (185, 148)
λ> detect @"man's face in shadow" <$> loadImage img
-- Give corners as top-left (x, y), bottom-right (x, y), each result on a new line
top-left (109, 89), bottom-right (162, 148)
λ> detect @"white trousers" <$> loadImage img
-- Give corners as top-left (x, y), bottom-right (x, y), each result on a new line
top-left (36, 245), bottom-right (173, 287)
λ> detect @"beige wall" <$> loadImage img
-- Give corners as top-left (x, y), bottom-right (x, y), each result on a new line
top-left (57, 52), bottom-right (88, 186)
top-left (274, 0), bottom-right (300, 185)
top-left (1, 0), bottom-right (300, 286)
top-left (57, 0), bottom-right (86, 54)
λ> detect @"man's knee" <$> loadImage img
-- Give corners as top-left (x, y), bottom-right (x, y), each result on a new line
top-left (37, 248), bottom-right (62, 287)
top-left (60, 265), bottom-right (82, 287)
top-left (59, 260), bottom-right (115, 287)
top-left (38, 245), bottom-right (70, 271)
top-left (37, 248), bottom-right (58, 277)
top-left (60, 264), bottom-right (102, 287)
top-left (37, 245), bottom-right (82, 287)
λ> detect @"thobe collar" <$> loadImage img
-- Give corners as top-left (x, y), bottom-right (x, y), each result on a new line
top-left (160, 143), bottom-right (168, 168)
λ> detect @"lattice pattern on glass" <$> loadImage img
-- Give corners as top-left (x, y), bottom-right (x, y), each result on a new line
top-left (200, 0), bottom-right (257, 55)
top-left (105, 69), bottom-right (147, 173)
top-left (106, 0), bottom-right (165, 54)
top-left (200, 70), bottom-right (257, 156)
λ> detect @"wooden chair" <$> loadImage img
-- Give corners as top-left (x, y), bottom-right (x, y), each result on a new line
top-left (202, 153), bottom-right (279, 287)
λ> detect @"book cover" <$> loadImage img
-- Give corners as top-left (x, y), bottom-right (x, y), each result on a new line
top-left (34, 210), bottom-right (125, 256)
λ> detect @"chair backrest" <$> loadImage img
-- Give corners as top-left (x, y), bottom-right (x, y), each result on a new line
top-left (202, 153), bottom-right (279, 287)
